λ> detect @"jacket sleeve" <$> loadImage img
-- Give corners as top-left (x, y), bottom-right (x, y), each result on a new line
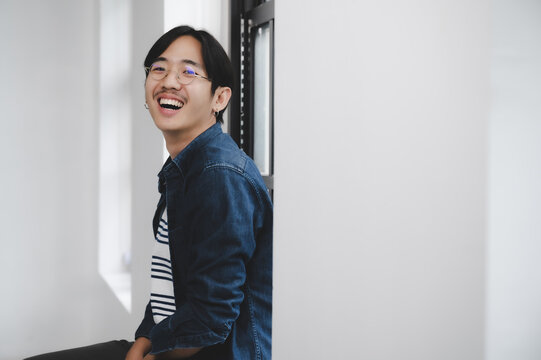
top-left (148, 166), bottom-right (263, 354)
top-left (135, 300), bottom-right (155, 339)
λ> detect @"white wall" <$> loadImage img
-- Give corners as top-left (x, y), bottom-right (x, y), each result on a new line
top-left (487, 0), bottom-right (541, 359)
top-left (0, 1), bottom-right (163, 359)
top-left (273, 1), bottom-right (489, 359)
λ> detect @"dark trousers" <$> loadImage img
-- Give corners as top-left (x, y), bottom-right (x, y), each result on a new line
top-left (24, 340), bottom-right (133, 360)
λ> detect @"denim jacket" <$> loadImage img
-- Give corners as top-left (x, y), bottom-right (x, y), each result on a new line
top-left (135, 123), bottom-right (273, 360)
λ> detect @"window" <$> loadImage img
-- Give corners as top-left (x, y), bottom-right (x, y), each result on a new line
top-left (230, 0), bottom-right (275, 193)
top-left (98, 0), bottom-right (133, 312)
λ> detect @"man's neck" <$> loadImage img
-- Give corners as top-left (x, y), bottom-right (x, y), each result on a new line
top-left (163, 121), bottom-right (216, 160)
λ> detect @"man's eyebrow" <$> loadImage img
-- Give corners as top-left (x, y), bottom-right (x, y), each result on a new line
top-left (152, 57), bottom-right (203, 68)
top-left (153, 56), bottom-right (167, 63)
top-left (181, 59), bottom-right (205, 70)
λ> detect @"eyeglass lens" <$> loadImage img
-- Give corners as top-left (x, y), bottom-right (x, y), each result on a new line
top-left (148, 62), bottom-right (199, 84)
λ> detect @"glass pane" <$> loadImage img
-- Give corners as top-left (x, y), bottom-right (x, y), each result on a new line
top-left (253, 23), bottom-right (271, 175)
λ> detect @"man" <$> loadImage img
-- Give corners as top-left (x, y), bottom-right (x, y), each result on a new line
top-left (25, 25), bottom-right (272, 360)
top-left (127, 25), bottom-right (273, 360)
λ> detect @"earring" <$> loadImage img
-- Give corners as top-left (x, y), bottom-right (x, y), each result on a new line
top-left (214, 111), bottom-right (219, 117)
top-left (144, 103), bottom-right (149, 109)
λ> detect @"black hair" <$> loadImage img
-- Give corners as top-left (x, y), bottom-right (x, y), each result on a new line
top-left (144, 25), bottom-right (234, 123)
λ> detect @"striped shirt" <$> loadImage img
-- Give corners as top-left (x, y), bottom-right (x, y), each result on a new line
top-left (150, 208), bottom-right (176, 324)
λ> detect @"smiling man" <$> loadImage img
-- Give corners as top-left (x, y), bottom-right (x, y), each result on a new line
top-left (24, 26), bottom-right (272, 360)
top-left (128, 26), bottom-right (273, 360)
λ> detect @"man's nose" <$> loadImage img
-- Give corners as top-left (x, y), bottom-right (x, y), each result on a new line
top-left (162, 70), bottom-right (181, 88)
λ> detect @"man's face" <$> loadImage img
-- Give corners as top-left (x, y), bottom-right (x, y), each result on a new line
top-left (145, 35), bottom-right (216, 138)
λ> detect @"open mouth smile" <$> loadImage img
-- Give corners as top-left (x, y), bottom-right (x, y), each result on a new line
top-left (159, 98), bottom-right (184, 110)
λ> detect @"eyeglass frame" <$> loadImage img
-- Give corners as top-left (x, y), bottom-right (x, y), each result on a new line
top-left (144, 61), bottom-right (211, 85)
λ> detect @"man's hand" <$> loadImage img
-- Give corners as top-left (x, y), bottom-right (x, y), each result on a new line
top-left (126, 337), bottom-right (153, 360)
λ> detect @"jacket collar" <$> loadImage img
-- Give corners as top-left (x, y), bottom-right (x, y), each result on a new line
top-left (157, 122), bottom-right (223, 192)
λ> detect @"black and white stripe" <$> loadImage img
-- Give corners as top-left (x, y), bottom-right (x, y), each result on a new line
top-left (150, 209), bottom-right (176, 323)
top-left (150, 293), bottom-right (176, 319)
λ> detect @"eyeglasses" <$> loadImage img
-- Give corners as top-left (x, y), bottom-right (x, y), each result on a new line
top-left (145, 61), bottom-right (210, 85)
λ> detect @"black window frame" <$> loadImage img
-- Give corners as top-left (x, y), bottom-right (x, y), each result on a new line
top-left (230, 0), bottom-right (275, 192)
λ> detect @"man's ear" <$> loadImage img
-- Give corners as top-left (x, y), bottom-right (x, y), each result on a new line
top-left (213, 86), bottom-right (232, 112)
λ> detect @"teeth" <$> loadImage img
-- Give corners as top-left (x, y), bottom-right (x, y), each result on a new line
top-left (159, 98), bottom-right (183, 108)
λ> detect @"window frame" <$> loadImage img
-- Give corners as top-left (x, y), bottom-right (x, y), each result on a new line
top-left (230, 0), bottom-right (275, 192)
